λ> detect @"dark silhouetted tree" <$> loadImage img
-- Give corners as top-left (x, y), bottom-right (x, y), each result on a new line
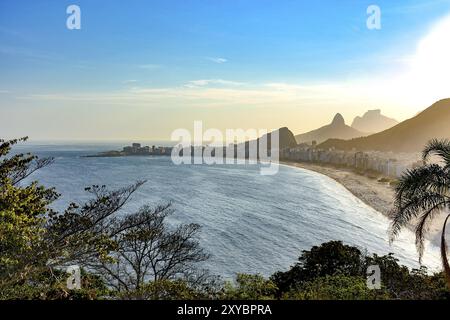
top-left (389, 139), bottom-right (450, 286)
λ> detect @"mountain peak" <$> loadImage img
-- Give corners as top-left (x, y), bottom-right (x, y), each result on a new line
top-left (320, 99), bottom-right (450, 152)
top-left (331, 113), bottom-right (345, 126)
top-left (351, 109), bottom-right (398, 133)
top-left (364, 109), bottom-right (381, 117)
top-left (295, 113), bottom-right (365, 144)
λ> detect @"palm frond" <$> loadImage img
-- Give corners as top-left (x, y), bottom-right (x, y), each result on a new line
top-left (422, 138), bottom-right (450, 168)
top-left (395, 164), bottom-right (449, 202)
top-left (390, 164), bottom-right (450, 242)
top-left (389, 192), bottom-right (448, 242)
top-left (391, 139), bottom-right (450, 282)
top-left (415, 202), bottom-right (448, 263)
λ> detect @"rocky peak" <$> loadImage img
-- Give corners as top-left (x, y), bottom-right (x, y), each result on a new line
top-left (331, 113), bottom-right (346, 126)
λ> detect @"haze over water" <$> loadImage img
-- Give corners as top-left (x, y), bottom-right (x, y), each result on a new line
top-left (18, 143), bottom-right (441, 279)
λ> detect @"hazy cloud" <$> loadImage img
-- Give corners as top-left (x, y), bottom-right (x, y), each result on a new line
top-left (207, 57), bottom-right (228, 64)
top-left (184, 79), bottom-right (244, 88)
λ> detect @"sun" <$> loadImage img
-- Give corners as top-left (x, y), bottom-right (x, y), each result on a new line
top-left (376, 14), bottom-right (450, 114)
top-left (406, 14), bottom-right (450, 105)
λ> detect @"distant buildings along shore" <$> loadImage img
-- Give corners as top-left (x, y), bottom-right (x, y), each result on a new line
top-left (122, 143), bottom-right (172, 156)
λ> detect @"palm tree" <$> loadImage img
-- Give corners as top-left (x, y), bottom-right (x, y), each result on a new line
top-left (389, 139), bottom-right (450, 285)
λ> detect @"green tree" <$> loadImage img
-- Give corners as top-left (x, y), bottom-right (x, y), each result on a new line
top-left (0, 268), bottom-right (109, 300)
top-left (0, 137), bottom-right (58, 284)
top-left (83, 202), bottom-right (210, 293)
top-left (285, 275), bottom-right (389, 300)
top-left (270, 241), bottom-right (449, 300)
top-left (389, 139), bottom-right (450, 286)
top-left (270, 241), bottom-right (364, 295)
top-left (118, 276), bottom-right (222, 300)
top-left (0, 137), bottom-right (210, 299)
top-left (223, 274), bottom-right (277, 300)
top-left (365, 254), bottom-right (448, 299)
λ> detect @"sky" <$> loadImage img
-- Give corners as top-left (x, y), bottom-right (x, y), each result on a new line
top-left (1, 0), bottom-right (450, 141)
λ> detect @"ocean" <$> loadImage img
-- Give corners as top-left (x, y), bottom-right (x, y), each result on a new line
top-left (15, 142), bottom-right (442, 279)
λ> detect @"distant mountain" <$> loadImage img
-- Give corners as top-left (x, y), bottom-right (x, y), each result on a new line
top-left (243, 127), bottom-right (297, 150)
top-left (269, 127), bottom-right (298, 149)
top-left (234, 127), bottom-right (297, 158)
top-left (295, 113), bottom-right (367, 144)
top-left (319, 99), bottom-right (450, 152)
top-left (351, 109), bottom-right (398, 133)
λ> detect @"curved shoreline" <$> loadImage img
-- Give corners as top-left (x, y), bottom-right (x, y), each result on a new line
top-left (280, 160), bottom-right (442, 246)
top-left (280, 161), bottom-right (394, 216)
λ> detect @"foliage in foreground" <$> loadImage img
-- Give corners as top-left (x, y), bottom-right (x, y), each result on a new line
top-left (0, 137), bottom-right (211, 299)
top-left (269, 241), bottom-right (448, 300)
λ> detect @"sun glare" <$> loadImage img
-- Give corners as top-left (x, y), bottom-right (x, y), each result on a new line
top-left (406, 14), bottom-right (450, 105)
top-left (368, 14), bottom-right (450, 116)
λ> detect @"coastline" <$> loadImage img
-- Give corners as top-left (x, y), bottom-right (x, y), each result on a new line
top-left (281, 160), bottom-right (442, 246)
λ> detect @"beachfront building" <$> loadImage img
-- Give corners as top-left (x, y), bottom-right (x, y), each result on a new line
top-left (123, 144), bottom-right (174, 155)
top-left (281, 145), bottom-right (421, 178)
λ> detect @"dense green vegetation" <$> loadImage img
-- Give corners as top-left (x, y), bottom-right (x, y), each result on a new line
top-left (1, 137), bottom-right (449, 300)
top-left (0, 137), bottom-right (213, 299)
top-left (269, 241), bottom-right (448, 300)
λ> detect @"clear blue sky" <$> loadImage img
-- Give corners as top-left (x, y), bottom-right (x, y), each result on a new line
top-left (1, 0), bottom-right (450, 140)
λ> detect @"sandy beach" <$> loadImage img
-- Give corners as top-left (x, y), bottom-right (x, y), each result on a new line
top-left (282, 161), bottom-right (444, 246)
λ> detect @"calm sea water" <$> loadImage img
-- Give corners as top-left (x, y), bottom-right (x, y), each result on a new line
top-left (16, 143), bottom-right (442, 278)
